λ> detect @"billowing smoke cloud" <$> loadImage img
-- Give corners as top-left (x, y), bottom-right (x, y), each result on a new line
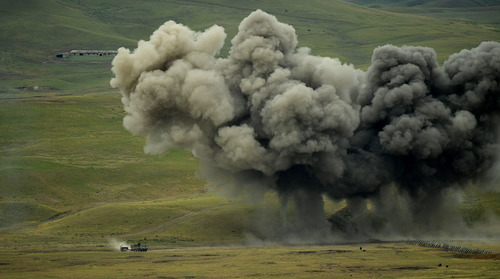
top-left (111, 10), bottom-right (500, 242)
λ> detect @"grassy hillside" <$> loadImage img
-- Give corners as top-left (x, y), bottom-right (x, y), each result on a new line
top-left (344, 0), bottom-right (500, 24)
top-left (1, 0), bottom-right (499, 93)
top-left (0, 0), bottom-right (135, 91)
top-left (1, 0), bottom-right (500, 248)
top-left (0, 95), bottom-right (204, 221)
top-left (345, 0), bottom-right (500, 8)
top-left (1, 94), bottom-right (499, 248)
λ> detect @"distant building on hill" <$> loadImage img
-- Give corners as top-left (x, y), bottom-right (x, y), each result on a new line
top-left (56, 50), bottom-right (118, 58)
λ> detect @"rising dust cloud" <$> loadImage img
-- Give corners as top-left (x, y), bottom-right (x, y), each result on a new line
top-left (111, 10), bottom-right (500, 243)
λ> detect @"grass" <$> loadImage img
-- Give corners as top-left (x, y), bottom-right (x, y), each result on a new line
top-left (0, 0), bottom-right (133, 90)
top-left (0, 95), bottom-right (204, 213)
top-left (1, 0), bottom-right (499, 239)
top-left (0, 201), bottom-right (59, 226)
top-left (30, 195), bottom-right (241, 242)
top-left (380, 6), bottom-right (500, 25)
top-left (1, 92), bottom-right (497, 276)
top-left (0, 94), bottom-right (254, 247)
top-left (1, 0), bottom-right (500, 93)
top-left (0, 243), bottom-right (499, 278)
top-left (345, 0), bottom-right (500, 8)
top-left (0, 1), bottom-right (500, 277)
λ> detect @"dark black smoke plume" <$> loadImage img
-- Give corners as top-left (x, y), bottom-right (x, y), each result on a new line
top-left (111, 10), bottom-right (500, 241)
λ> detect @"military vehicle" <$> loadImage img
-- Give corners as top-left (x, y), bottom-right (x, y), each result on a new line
top-left (120, 242), bottom-right (148, 252)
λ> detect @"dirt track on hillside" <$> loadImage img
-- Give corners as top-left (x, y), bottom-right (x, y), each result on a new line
top-left (122, 206), bottom-right (222, 237)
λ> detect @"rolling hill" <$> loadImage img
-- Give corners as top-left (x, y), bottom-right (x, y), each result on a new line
top-left (344, 0), bottom-right (500, 24)
top-left (344, 0), bottom-right (500, 8)
top-left (1, 0), bottom-right (499, 93)
top-left (1, 0), bottom-right (500, 247)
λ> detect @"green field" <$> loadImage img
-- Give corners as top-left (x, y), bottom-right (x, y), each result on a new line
top-left (1, 242), bottom-right (500, 278)
top-left (1, 0), bottom-right (500, 277)
top-left (1, 0), bottom-right (500, 93)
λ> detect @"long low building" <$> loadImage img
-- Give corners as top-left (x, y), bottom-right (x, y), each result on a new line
top-left (56, 50), bottom-right (118, 58)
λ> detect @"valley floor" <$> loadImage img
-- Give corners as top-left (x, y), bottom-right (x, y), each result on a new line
top-left (1, 241), bottom-right (499, 278)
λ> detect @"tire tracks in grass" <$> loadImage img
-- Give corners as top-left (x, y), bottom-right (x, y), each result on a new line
top-left (122, 205), bottom-right (223, 237)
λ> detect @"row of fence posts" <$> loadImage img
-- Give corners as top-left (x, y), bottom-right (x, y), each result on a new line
top-left (405, 239), bottom-right (493, 255)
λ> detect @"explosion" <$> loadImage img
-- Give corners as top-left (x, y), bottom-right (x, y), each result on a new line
top-left (111, 10), bottom-right (500, 242)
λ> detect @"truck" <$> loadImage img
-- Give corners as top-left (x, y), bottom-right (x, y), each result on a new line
top-left (120, 242), bottom-right (148, 252)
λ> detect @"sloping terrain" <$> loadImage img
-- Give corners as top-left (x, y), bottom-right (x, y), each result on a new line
top-left (1, 0), bottom-right (499, 93)
top-left (1, 0), bottom-right (499, 247)
top-left (344, 0), bottom-right (500, 8)
top-left (344, 0), bottom-right (500, 24)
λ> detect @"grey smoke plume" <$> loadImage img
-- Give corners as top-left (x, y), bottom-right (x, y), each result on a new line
top-left (111, 10), bottom-right (500, 241)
